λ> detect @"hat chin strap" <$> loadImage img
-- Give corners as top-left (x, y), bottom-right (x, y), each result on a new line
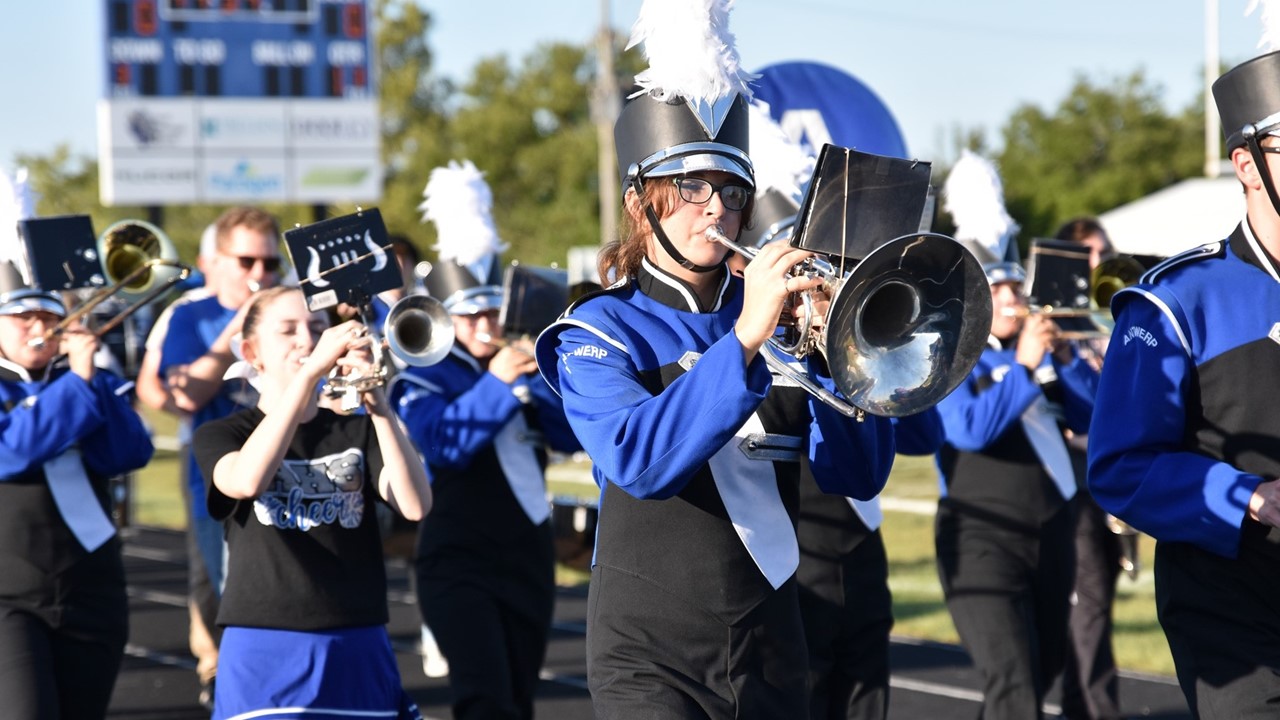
top-left (1246, 136), bottom-right (1280, 219)
top-left (630, 176), bottom-right (721, 274)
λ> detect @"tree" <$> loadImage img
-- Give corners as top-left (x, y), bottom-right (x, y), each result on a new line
top-left (375, 0), bottom-right (449, 245)
top-left (995, 72), bottom-right (1204, 240)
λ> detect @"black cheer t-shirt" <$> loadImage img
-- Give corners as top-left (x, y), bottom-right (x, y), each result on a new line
top-left (193, 406), bottom-right (390, 631)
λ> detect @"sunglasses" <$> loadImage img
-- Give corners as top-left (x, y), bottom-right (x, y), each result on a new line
top-left (231, 255), bottom-right (282, 273)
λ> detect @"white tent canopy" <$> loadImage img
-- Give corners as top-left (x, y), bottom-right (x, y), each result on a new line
top-left (1098, 177), bottom-right (1244, 258)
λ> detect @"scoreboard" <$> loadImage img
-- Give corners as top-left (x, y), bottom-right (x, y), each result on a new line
top-left (98, 0), bottom-right (381, 205)
top-left (105, 0), bottom-right (371, 100)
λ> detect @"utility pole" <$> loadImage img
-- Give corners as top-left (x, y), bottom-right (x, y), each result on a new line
top-left (592, 0), bottom-right (620, 246)
top-left (1206, 0), bottom-right (1222, 178)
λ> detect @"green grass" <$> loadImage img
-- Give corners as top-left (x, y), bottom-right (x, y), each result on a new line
top-left (129, 419), bottom-right (1174, 676)
top-left (885, 455), bottom-right (1173, 676)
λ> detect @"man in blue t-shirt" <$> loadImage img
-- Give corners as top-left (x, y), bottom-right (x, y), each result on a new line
top-left (149, 206), bottom-right (283, 708)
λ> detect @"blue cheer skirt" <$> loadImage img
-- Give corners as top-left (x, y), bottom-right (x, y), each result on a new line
top-left (213, 625), bottom-right (421, 720)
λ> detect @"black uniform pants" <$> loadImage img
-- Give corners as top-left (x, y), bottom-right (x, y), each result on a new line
top-left (587, 564), bottom-right (809, 720)
top-left (935, 501), bottom-right (1075, 720)
top-left (800, 531), bottom-right (892, 720)
top-left (0, 567), bottom-right (128, 719)
top-left (416, 522), bottom-right (555, 720)
top-left (1156, 525), bottom-right (1280, 719)
top-left (1060, 493), bottom-right (1122, 720)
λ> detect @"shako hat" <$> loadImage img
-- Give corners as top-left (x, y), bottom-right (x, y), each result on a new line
top-left (0, 260), bottom-right (65, 317)
top-left (0, 167), bottom-right (64, 317)
top-left (943, 149), bottom-right (1024, 285)
top-left (614, 0), bottom-right (756, 190)
top-left (418, 159), bottom-right (506, 315)
top-left (1212, 3), bottom-right (1280, 215)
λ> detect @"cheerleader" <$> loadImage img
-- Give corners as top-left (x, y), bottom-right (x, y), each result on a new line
top-left (192, 286), bottom-right (431, 719)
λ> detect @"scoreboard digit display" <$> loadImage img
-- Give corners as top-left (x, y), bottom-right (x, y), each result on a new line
top-left (106, 0), bottom-right (369, 99)
top-left (99, 0), bottom-right (381, 205)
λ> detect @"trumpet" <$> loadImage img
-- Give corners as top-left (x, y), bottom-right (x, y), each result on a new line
top-left (322, 294), bottom-right (455, 412)
top-left (474, 332), bottom-right (534, 355)
top-left (705, 225), bottom-right (991, 419)
top-left (30, 220), bottom-right (191, 349)
top-left (1000, 305), bottom-right (1097, 319)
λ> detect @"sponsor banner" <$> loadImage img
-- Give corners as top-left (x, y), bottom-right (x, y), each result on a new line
top-left (100, 98), bottom-right (199, 152)
top-left (100, 154), bottom-right (200, 206)
top-left (198, 100), bottom-right (288, 149)
top-left (201, 155), bottom-right (288, 202)
top-left (291, 154), bottom-right (382, 203)
top-left (289, 99), bottom-right (379, 149)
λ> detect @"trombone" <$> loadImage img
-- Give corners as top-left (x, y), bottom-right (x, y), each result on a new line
top-left (1005, 255), bottom-right (1146, 338)
top-left (30, 220), bottom-right (190, 349)
top-left (705, 225), bottom-right (992, 419)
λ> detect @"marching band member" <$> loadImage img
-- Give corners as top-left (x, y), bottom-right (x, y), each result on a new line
top-left (389, 160), bottom-right (580, 720)
top-left (934, 151), bottom-right (1098, 720)
top-left (1051, 217), bottom-right (1124, 720)
top-left (534, 3), bottom-right (894, 717)
top-left (0, 262), bottom-right (154, 718)
top-left (743, 101), bottom-right (933, 720)
top-left (192, 285), bottom-right (430, 719)
top-left (1089, 46), bottom-right (1280, 717)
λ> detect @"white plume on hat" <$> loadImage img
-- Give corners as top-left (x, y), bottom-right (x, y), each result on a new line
top-left (943, 149), bottom-right (1019, 265)
top-left (419, 159), bottom-right (507, 278)
top-left (1248, 0), bottom-right (1280, 52)
top-left (0, 167), bottom-right (36, 278)
top-left (627, 0), bottom-right (756, 104)
top-left (747, 100), bottom-right (814, 202)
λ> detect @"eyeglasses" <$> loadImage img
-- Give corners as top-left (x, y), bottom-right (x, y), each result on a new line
top-left (230, 255), bottom-right (282, 273)
top-left (673, 177), bottom-right (752, 211)
top-left (1260, 146), bottom-right (1280, 154)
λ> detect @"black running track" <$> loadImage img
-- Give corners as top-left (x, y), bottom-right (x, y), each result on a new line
top-left (107, 526), bottom-right (1192, 719)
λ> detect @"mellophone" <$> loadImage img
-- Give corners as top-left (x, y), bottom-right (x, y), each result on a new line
top-left (704, 143), bottom-right (994, 420)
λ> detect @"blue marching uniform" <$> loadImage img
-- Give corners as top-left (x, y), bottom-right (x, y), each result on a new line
top-left (389, 344), bottom-right (580, 720)
top-left (935, 338), bottom-right (1097, 720)
top-left (798, 410), bottom-right (943, 720)
top-left (1088, 223), bottom-right (1280, 712)
top-left (0, 359), bottom-right (154, 717)
top-left (536, 259), bottom-right (895, 719)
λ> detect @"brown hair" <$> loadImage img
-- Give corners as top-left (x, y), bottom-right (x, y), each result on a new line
top-left (597, 176), bottom-right (755, 282)
top-left (214, 206), bottom-right (281, 252)
top-left (1054, 216), bottom-right (1112, 251)
top-left (240, 286), bottom-right (305, 342)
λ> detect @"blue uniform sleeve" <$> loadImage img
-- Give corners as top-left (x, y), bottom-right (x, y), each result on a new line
top-left (552, 325), bottom-right (771, 499)
top-left (391, 364), bottom-right (525, 470)
top-left (892, 408), bottom-right (944, 456)
top-left (524, 373), bottom-right (582, 455)
top-left (1055, 353), bottom-right (1099, 434)
top-left (1088, 293), bottom-right (1253, 558)
top-left (79, 374), bottom-right (155, 477)
top-left (0, 374), bottom-right (104, 478)
top-left (936, 356), bottom-right (1041, 452)
top-left (801, 353), bottom-right (894, 499)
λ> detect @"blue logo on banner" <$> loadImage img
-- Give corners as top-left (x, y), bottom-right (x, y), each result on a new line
top-left (752, 62), bottom-right (908, 159)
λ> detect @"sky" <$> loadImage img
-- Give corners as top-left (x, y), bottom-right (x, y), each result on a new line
top-left (0, 1), bottom-right (1270, 173)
